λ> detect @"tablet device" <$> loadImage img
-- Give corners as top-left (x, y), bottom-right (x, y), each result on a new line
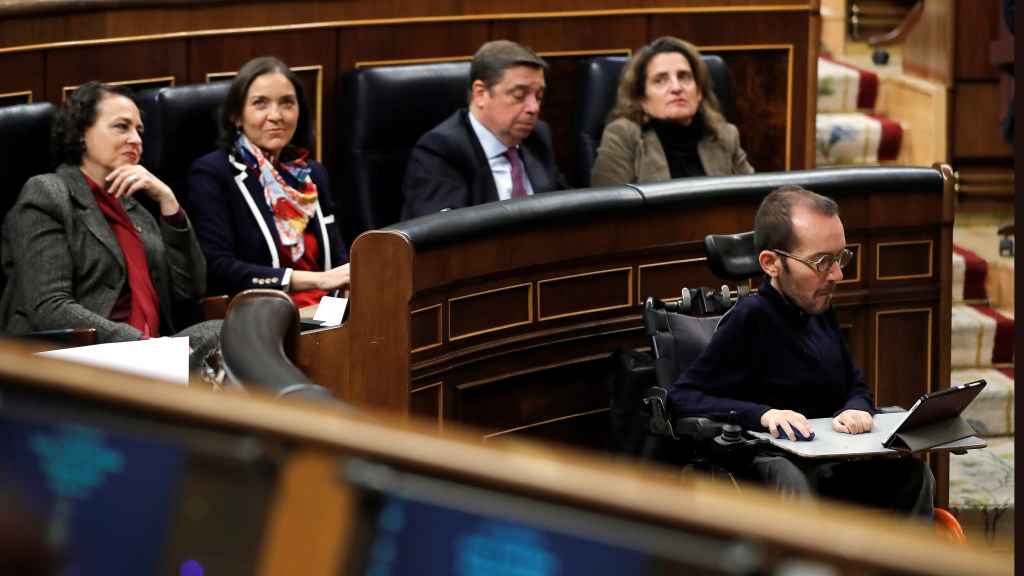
top-left (882, 379), bottom-right (986, 449)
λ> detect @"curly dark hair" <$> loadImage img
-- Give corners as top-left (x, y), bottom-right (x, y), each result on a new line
top-left (217, 56), bottom-right (314, 156)
top-left (52, 81), bottom-right (136, 166)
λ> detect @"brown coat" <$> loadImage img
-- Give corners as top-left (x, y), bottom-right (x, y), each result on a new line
top-left (591, 117), bottom-right (754, 186)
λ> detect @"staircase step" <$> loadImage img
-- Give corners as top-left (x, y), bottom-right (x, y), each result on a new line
top-left (815, 113), bottom-right (902, 165)
top-left (954, 227), bottom-right (1014, 309)
top-left (949, 436), bottom-right (1015, 543)
top-left (951, 304), bottom-right (1014, 368)
top-left (953, 245), bottom-right (990, 302)
top-left (953, 368), bottom-right (1015, 436)
top-left (818, 56), bottom-right (879, 112)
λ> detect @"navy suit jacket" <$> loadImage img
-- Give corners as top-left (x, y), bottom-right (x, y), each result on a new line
top-left (400, 109), bottom-right (567, 220)
top-left (187, 149), bottom-right (347, 297)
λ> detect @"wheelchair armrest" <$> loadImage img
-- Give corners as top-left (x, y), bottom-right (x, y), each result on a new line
top-left (642, 387), bottom-right (730, 443)
top-left (673, 416), bottom-right (726, 442)
top-left (641, 386), bottom-right (677, 439)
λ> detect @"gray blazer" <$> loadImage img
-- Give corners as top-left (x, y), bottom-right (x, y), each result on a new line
top-left (1, 164), bottom-right (207, 342)
top-left (591, 117), bottom-right (754, 186)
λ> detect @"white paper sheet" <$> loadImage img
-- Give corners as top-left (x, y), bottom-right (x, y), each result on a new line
top-left (37, 337), bottom-right (190, 385)
top-left (312, 295), bottom-right (348, 327)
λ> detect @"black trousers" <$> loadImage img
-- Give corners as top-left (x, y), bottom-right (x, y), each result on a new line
top-left (746, 452), bottom-right (935, 520)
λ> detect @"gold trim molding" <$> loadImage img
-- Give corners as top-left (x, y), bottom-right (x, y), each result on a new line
top-left (0, 4), bottom-right (813, 54)
top-left (483, 407), bottom-right (609, 439)
top-left (410, 303), bottom-right (444, 354)
top-left (637, 257), bottom-right (707, 304)
top-left (62, 75), bottom-right (176, 101)
top-left (873, 308), bottom-right (933, 401)
top-left (0, 90), bottom-right (33, 103)
top-left (537, 266), bottom-right (634, 321)
top-left (356, 48), bottom-right (631, 70)
top-left (448, 282), bottom-right (534, 342)
top-left (875, 240), bottom-right (934, 281)
top-left (698, 43), bottom-right (794, 170)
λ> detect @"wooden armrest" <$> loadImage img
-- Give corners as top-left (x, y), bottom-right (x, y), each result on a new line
top-left (24, 328), bottom-right (98, 348)
top-left (200, 295), bottom-right (230, 320)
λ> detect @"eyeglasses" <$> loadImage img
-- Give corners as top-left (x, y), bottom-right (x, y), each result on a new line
top-left (773, 248), bottom-right (853, 275)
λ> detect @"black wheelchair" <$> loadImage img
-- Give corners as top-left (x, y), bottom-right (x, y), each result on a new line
top-left (611, 230), bottom-right (967, 540)
top-left (610, 231), bottom-right (769, 484)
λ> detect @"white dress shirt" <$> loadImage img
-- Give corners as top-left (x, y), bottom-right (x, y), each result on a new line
top-left (468, 110), bottom-right (535, 201)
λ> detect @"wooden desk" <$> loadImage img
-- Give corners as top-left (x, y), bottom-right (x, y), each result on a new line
top-left (298, 165), bottom-right (957, 502)
top-left (0, 342), bottom-right (1011, 576)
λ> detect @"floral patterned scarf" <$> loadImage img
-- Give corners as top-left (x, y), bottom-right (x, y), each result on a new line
top-left (235, 134), bottom-right (319, 261)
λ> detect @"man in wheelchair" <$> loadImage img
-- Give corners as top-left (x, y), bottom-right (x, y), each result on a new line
top-left (668, 186), bottom-right (934, 519)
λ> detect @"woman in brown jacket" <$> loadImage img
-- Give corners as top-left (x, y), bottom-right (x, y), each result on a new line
top-left (591, 36), bottom-right (753, 186)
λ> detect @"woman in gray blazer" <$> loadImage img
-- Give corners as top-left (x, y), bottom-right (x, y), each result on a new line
top-left (591, 37), bottom-right (754, 186)
top-left (0, 82), bottom-right (219, 370)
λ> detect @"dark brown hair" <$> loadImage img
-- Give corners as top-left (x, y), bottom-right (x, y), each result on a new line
top-left (607, 36), bottom-right (725, 132)
top-left (754, 185), bottom-right (840, 253)
top-left (52, 81), bottom-right (136, 166)
top-left (218, 56), bottom-right (314, 154)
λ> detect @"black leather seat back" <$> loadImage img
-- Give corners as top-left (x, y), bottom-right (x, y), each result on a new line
top-left (0, 102), bottom-right (58, 297)
top-left (644, 303), bottom-right (721, 389)
top-left (146, 82), bottom-right (231, 210)
top-left (574, 54), bottom-right (736, 187)
top-left (339, 61), bottom-right (471, 246)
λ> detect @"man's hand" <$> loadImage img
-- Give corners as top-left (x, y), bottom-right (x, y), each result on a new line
top-left (832, 409), bottom-right (873, 434)
top-left (760, 409), bottom-right (812, 441)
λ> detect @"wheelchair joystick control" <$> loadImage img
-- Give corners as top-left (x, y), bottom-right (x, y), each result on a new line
top-left (714, 422), bottom-right (745, 446)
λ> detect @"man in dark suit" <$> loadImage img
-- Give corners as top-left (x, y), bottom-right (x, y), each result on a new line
top-left (401, 40), bottom-right (567, 220)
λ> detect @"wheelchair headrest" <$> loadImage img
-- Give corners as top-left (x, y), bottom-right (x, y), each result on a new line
top-left (704, 231), bottom-right (761, 280)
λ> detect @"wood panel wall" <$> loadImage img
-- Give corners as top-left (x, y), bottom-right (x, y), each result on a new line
top-left (902, 0), bottom-right (1014, 210)
top-left (0, 0), bottom-right (819, 208)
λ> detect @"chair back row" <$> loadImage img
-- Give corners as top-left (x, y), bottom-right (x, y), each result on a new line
top-left (0, 55), bottom-right (737, 251)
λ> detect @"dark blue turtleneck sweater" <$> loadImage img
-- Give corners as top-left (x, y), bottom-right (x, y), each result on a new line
top-left (668, 278), bottom-right (876, 431)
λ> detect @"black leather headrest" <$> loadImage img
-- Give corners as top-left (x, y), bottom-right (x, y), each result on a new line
top-left (0, 102), bottom-right (58, 205)
top-left (342, 61), bottom-right (470, 150)
top-left (148, 82), bottom-right (231, 208)
top-left (633, 166), bottom-right (946, 206)
top-left (132, 86), bottom-right (163, 174)
top-left (386, 185), bottom-right (643, 249)
top-left (573, 56), bottom-right (628, 187)
top-left (339, 61), bottom-right (472, 245)
top-left (0, 102), bottom-right (58, 292)
top-left (704, 231), bottom-right (760, 280)
top-left (220, 290), bottom-right (347, 407)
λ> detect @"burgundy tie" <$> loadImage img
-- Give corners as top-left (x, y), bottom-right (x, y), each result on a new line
top-left (505, 147), bottom-right (528, 198)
